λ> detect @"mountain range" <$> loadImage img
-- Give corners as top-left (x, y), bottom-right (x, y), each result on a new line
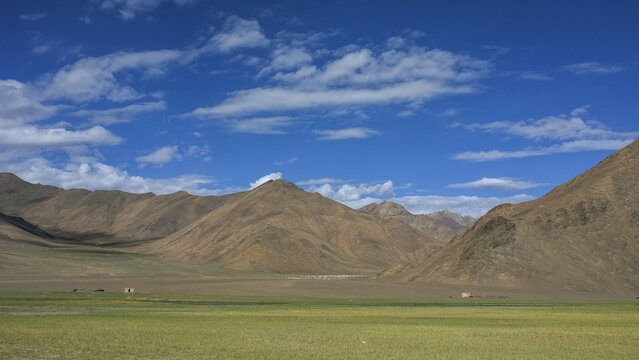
top-left (1, 138), bottom-right (637, 295)
top-left (0, 174), bottom-right (442, 274)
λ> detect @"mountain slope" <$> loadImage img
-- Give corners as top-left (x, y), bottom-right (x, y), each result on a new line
top-left (143, 180), bottom-right (442, 274)
top-left (0, 173), bottom-right (239, 245)
top-left (0, 174), bottom-right (442, 274)
top-left (359, 201), bottom-right (474, 243)
top-left (400, 139), bottom-right (639, 293)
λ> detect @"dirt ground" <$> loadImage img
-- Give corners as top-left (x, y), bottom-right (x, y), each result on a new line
top-left (1, 274), bottom-right (635, 301)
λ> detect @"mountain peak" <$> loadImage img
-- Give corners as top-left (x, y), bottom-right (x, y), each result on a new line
top-left (0, 172), bottom-right (27, 185)
top-left (252, 178), bottom-right (299, 191)
top-left (360, 201), bottom-right (411, 217)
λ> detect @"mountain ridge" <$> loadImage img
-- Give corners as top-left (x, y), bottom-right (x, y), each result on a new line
top-left (0, 175), bottom-right (442, 274)
top-left (396, 139), bottom-right (639, 293)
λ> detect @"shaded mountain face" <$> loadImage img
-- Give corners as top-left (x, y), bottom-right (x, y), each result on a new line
top-left (0, 174), bottom-right (441, 274)
top-left (143, 180), bottom-right (442, 274)
top-left (400, 139), bottom-right (639, 293)
top-left (359, 201), bottom-right (474, 243)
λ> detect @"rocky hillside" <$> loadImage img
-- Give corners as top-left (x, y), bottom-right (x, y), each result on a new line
top-left (398, 139), bottom-right (639, 293)
top-left (144, 180), bottom-right (442, 273)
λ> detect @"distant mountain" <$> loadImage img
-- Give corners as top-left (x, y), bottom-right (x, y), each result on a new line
top-left (398, 139), bottom-right (639, 293)
top-left (359, 201), bottom-right (474, 243)
top-left (0, 174), bottom-right (441, 274)
top-left (143, 180), bottom-right (442, 273)
top-left (0, 173), bottom-right (240, 245)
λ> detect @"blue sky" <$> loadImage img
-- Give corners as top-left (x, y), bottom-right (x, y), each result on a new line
top-left (1, 0), bottom-right (638, 217)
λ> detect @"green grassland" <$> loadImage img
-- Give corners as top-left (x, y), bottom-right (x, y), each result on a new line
top-left (1, 292), bottom-right (638, 359)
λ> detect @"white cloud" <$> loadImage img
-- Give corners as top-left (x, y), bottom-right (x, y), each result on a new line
top-left (303, 178), bottom-right (532, 217)
top-left (307, 181), bottom-right (394, 202)
top-left (295, 178), bottom-right (348, 186)
top-left (0, 79), bottom-right (57, 126)
top-left (192, 47), bottom-right (490, 117)
top-left (448, 177), bottom-right (541, 190)
top-left (0, 125), bottom-right (121, 148)
top-left (565, 62), bottom-right (623, 75)
top-left (274, 156), bottom-right (298, 166)
top-left (20, 13), bottom-right (47, 21)
top-left (455, 107), bottom-right (638, 161)
top-left (226, 116), bottom-right (294, 134)
top-left (397, 110), bottom-right (414, 117)
top-left (5, 157), bottom-right (220, 196)
top-left (250, 172), bottom-right (282, 189)
top-left (71, 101), bottom-right (167, 125)
top-left (393, 194), bottom-right (534, 218)
top-left (185, 144), bottom-right (210, 159)
top-left (202, 15), bottom-right (269, 54)
top-left (314, 127), bottom-right (379, 140)
top-left (463, 109), bottom-right (636, 141)
top-left (98, 0), bottom-right (198, 20)
top-left (41, 50), bottom-right (183, 102)
top-left (454, 139), bottom-right (634, 162)
top-left (520, 71), bottom-right (553, 81)
top-left (441, 108), bottom-right (460, 117)
top-left (296, 178), bottom-right (347, 186)
top-left (258, 46), bottom-right (313, 77)
top-left (136, 145), bottom-right (182, 166)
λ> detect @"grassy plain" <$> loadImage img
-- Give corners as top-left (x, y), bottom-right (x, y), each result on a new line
top-left (1, 292), bottom-right (638, 359)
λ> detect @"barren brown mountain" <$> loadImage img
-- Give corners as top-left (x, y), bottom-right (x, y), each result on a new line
top-left (143, 180), bottom-right (442, 273)
top-left (359, 201), bottom-right (474, 243)
top-left (0, 174), bottom-right (442, 274)
top-left (398, 139), bottom-right (639, 293)
top-left (0, 173), bottom-right (240, 245)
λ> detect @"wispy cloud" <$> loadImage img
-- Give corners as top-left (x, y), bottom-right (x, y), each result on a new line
top-left (296, 178), bottom-right (348, 186)
top-left (226, 116), bottom-right (294, 134)
top-left (20, 13), bottom-right (47, 21)
top-left (454, 139), bottom-right (634, 162)
top-left (71, 101), bottom-right (167, 125)
top-left (302, 178), bottom-right (533, 217)
top-left (136, 145), bottom-right (182, 166)
top-left (274, 156), bottom-right (298, 166)
top-left (201, 15), bottom-right (270, 54)
top-left (192, 46), bottom-right (490, 117)
top-left (448, 177), bottom-right (541, 190)
top-left (0, 125), bottom-right (122, 148)
top-left (441, 108), bottom-right (460, 117)
top-left (564, 62), bottom-right (623, 75)
top-left (5, 157), bottom-right (221, 196)
top-left (461, 108), bottom-right (635, 141)
top-left (454, 107), bottom-right (638, 161)
top-left (98, 0), bottom-right (198, 20)
top-left (314, 127), bottom-right (379, 140)
top-left (40, 50), bottom-right (183, 102)
top-left (520, 71), bottom-right (553, 81)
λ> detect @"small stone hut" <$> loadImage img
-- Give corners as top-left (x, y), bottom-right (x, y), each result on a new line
top-left (124, 287), bottom-right (135, 293)
top-left (461, 291), bottom-right (472, 298)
